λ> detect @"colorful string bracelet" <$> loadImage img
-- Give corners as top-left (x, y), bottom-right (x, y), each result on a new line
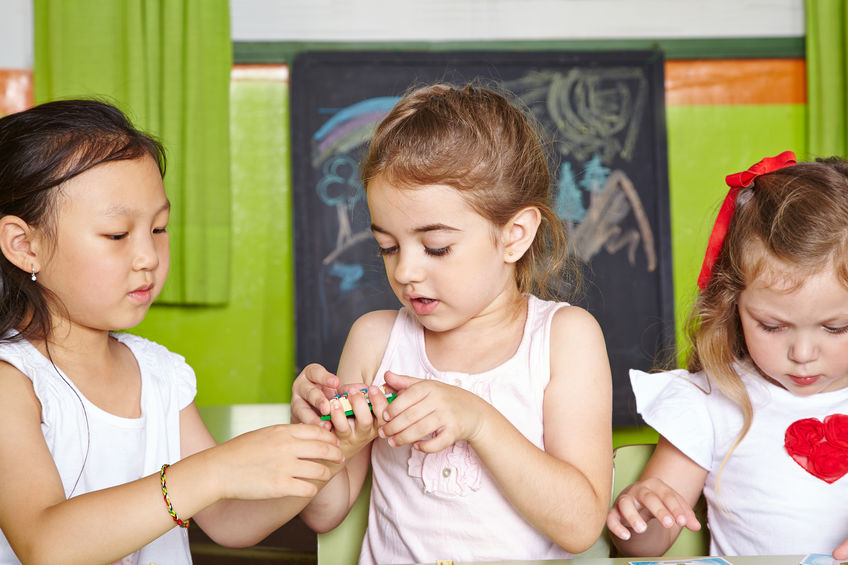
top-left (159, 463), bottom-right (190, 528)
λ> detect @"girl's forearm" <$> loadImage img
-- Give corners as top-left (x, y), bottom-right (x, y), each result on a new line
top-left (299, 469), bottom-right (357, 533)
top-left (469, 409), bottom-right (609, 553)
top-left (193, 495), bottom-right (317, 548)
top-left (15, 454), bottom-right (220, 565)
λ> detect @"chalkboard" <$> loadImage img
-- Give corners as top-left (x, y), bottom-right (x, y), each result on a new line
top-left (291, 50), bottom-right (673, 427)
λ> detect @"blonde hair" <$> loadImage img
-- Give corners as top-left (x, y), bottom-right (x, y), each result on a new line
top-left (687, 157), bottom-right (848, 464)
top-left (360, 82), bottom-right (580, 300)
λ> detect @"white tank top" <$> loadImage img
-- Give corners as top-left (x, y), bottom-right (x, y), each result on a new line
top-left (360, 295), bottom-right (572, 565)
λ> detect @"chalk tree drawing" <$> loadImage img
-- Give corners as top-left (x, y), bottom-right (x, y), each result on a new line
top-left (310, 67), bottom-right (656, 303)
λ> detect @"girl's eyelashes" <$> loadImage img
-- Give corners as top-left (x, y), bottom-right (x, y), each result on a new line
top-left (376, 245), bottom-right (452, 257)
top-left (425, 246), bottom-right (451, 257)
top-left (377, 244), bottom-right (398, 257)
top-left (756, 321), bottom-right (783, 333)
top-left (756, 320), bottom-right (848, 335)
top-left (105, 225), bottom-right (168, 240)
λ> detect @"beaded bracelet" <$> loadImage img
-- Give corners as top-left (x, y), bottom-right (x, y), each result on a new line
top-left (159, 464), bottom-right (190, 528)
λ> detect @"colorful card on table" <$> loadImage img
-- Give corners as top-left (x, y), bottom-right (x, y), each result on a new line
top-left (628, 558), bottom-right (732, 565)
top-left (800, 554), bottom-right (848, 565)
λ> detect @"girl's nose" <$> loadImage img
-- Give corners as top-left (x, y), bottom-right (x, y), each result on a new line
top-left (133, 236), bottom-right (160, 271)
top-left (392, 250), bottom-right (423, 284)
top-left (788, 337), bottom-right (819, 365)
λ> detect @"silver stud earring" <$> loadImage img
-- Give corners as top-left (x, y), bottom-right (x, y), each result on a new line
top-left (31, 267), bottom-right (37, 282)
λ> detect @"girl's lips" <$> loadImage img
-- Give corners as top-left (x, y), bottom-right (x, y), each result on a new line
top-left (129, 285), bottom-right (153, 303)
top-left (789, 374), bottom-right (821, 387)
top-left (408, 296), bottom-right (439, 316)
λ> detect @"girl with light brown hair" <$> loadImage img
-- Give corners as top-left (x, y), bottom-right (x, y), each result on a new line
top-left (609, 152), bottom-right (848, 559)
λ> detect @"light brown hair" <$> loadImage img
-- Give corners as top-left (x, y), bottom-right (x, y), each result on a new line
top-left (360, 82), bottom-right (579, 300)
top-left (687, 157), bottom-right (848, 458)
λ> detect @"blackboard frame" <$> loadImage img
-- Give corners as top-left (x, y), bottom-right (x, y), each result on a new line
top-left (291, 50), bottom-right (673, 427)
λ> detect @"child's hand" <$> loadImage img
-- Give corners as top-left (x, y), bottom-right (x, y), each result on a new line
top-left (215, 423), bottom-right (344, 500)
top-left (606, 477), bottom-right (701, 541)
top-left (833, 536), bottom-right (848, 560)
top-left (378, 371), bottom-right (489, 452)
top-left (291, 363), bottom-right (340, 429)
top-left (323, 384), bottom-right (389, 458)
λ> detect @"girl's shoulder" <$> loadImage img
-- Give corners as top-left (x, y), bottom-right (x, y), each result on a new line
top-left (110, 332), bottom-right (197, 397)
top-left (630, 368), bottom-right (734, 469)
top-left (350, 309), bottom-right (400, 334)
top-left (340, 309), bottom-right (400, 385)
top-left (629, 368), bottom-right (713, 405)
top-left (111, 332), bottom-right (186, 362)
top-left (545, 300), bottom-right (604, 345)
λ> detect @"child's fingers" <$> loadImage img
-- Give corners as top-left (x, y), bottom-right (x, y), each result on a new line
top-left (287, 422), bottom-right (339, 443)
top-left (292, 381), bottom-right (332, 418)
top-left (382, 409), bottom-right (440, 448)
top-left (654, 489), bottom-right (699, 530)
top-left (294, 364), bottom-right (340, 414)
top-left (347, 389), bottom-right (379, 433)
top-left (368, 386), bottom-right (392, 423)
top-left (290, 396), bottom-right (322, 425)
top-left (382, 370), bottom-right (420, 393)
top-left (378, 386), bottom-right (434, 435)
top-left (833, 536), bottom-right (848, 560)
top-left (613, 493), bottom-right (649, 534)
top-left (288, 438), bottom-right (344, 465)
top-left (302, 363), bottom-right (340, 389)
top-left (633, 488), bottom-right (678, 529)
top-left (326, 397), bottom-right (354, 434)
top-left (287, 458), bottom-right (337, 483)
top-left (606, 508), bottom-right (634, 541)
top-left (410, 430), bottom-right (457, 453)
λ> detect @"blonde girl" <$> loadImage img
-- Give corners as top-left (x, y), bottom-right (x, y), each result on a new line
top-left (292, 83), bottom-right (613, 565)
top-left (608, 152), bottom-right (848, 559)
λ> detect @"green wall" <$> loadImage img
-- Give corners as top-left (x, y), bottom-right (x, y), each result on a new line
top-left (667, 104), bottom-right (808, 356)
top-left (134, 77), bottom-right (296, 405)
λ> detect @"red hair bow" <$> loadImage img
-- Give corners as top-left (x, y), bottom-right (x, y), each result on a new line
top-left (696, 150), bottom-right (796, 290)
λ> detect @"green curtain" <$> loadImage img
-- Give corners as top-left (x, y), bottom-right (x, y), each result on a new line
top-left (34, 0), bottom-right (232, 304)
top-left (806, 0), bottom-right (848, 158)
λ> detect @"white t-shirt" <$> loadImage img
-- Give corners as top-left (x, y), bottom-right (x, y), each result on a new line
top-left (0, 332), bottom-right (197, 565)
top-left (631, 366), bottom-right (848, 556)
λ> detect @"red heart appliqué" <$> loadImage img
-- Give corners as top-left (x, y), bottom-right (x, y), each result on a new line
top-left (785, 414), bottom-right (848, 484)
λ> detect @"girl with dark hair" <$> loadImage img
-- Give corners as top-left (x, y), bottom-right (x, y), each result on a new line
top-left (0, 100), bottom-right (342, 564)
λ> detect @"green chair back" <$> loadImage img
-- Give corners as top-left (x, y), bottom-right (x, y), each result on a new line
top-left (316, 474), bottom-right (371, 565)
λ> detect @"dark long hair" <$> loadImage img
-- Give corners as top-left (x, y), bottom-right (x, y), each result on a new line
top-left (0, 99), bottom-right (165, 342)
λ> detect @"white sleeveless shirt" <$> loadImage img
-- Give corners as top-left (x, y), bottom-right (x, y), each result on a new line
top-left (360, 296), bottom-right (572, 565)
top-left (0, 333), bottom-right (196, 565)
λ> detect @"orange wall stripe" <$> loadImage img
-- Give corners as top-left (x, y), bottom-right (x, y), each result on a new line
top-left (665, 59), bottom-right (806, 106)
top-left (1, 59), bottom-right (806, 117)
top-left (0, 69), bottom-right (33, 115)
